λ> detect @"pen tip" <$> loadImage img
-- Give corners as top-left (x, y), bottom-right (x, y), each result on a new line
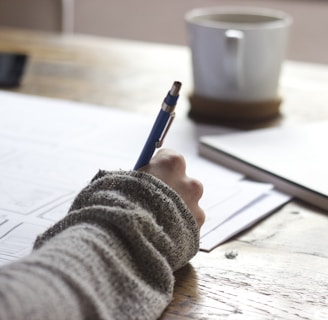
top-left (170, 81), bottom-right (182, 96)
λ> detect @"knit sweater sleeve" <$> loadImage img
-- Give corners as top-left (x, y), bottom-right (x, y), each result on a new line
top-left (0, 170), bottom-right (199, 320)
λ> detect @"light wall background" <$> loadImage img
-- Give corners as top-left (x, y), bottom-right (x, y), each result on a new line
top-left (0, 0), bottom-right (327, 64)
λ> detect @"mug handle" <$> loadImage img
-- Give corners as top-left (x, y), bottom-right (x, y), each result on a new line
top-left (224, 29), bottom-right (244, 89)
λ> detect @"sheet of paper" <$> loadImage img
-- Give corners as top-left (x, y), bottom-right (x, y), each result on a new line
top-left (200, 190), bottom-right (291, 251)
top-left (0, 213), bottom-right (53, 265)
top-left (200, 180), bottom-right (273, 238)
top-left (0, 91), bottom-right (291, 261)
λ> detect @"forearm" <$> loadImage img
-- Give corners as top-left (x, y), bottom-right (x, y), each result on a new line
top-left (0, 170), bottom-right (199, 320)
top-left (0, 223), bottom-right (172, 320)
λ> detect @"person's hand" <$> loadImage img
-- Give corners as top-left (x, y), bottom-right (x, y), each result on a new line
top-left (140, 149), bottom-right (205, 229)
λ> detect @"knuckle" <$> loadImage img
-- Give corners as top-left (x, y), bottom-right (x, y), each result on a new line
top-left (187, 178), bottom-right (204, 200)
top-left (197, 210), bottom-right (206, 227)
top-left (164, 152), bottom-right (186, 171)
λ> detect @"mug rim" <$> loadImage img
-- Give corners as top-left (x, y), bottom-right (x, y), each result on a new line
top-left (185, 6), bottom-right (293, 30)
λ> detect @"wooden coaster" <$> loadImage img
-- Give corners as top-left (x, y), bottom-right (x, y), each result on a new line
top-left (188, 93), bottom-right (282, 124)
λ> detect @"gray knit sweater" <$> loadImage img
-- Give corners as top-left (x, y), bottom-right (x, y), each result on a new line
top-left (0, 170), bottom-right (199, 320)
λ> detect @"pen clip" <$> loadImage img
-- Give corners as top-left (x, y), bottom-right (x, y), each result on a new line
top-left (156, 112), bottom-right (175, 148)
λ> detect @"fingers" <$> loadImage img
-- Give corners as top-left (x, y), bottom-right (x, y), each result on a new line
top-left (181, 177), bottom-right (205, 228)
top-left (182, 177), bottom-right (204, 203)
top-left (191, 206), bottom-right (206, 228)
top-left (140, 149), bottom-right (205, 229)
top-left (143, 149), bottom-right (186, 177)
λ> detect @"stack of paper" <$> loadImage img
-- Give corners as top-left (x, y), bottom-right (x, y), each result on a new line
top-left (0, 91), bottom-right (290, 263)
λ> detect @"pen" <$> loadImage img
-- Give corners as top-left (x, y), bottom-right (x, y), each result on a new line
top-left (133, 81), bottom-right (182, 170)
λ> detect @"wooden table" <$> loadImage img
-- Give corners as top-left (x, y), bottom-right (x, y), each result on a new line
top-left (1, 27), bottom-right (328, 319)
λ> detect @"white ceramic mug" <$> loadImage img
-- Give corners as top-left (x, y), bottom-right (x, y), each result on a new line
top-left (185, 7), bottom-right (292, 102)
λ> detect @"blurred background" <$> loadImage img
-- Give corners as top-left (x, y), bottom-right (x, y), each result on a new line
top-left (0, 0), bottom-right (327, 64)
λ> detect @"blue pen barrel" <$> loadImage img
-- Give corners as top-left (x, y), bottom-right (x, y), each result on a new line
top-left (133, 81), bottom-right (181, 170)
top-left (133, 109), bottom-right (170, 170)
